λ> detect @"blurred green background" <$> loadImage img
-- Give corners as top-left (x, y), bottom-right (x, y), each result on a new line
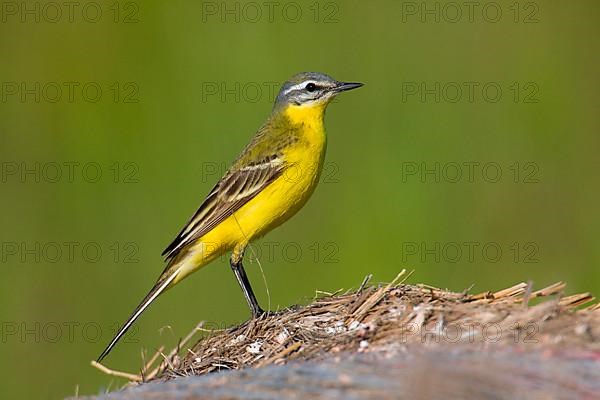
top-left (1, 0), bottom-right (599, 398)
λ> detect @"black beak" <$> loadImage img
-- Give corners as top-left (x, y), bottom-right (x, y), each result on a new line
top-left (334, 81), bottom-right (364, 93)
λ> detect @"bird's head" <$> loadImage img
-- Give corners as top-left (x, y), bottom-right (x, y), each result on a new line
top-left (274, 72), bottom-right (363, 114)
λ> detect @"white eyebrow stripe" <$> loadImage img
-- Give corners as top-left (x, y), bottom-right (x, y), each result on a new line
top-left (282, 81), bottom-right (314, 96)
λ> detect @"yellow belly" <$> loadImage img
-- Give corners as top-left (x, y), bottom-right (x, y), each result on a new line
top-left (173, 106), bottom-right (327, 283)
top-left (206, 146), bottom-right (325, 249)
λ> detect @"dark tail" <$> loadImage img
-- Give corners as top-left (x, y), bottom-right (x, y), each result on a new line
top-left (96, 268), bottom-right (180, 363)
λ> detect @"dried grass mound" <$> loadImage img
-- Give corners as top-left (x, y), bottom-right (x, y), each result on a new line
top-left (93, 270), bottom-right (599, 385)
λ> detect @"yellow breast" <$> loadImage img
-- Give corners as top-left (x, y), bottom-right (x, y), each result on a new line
top-left (235, 102), bottom-right (328, 238)
top-left (190, 103), bottom-right (326, 258)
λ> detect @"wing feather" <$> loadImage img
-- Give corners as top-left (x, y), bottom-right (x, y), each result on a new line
top-left (161, 155), bottom-right (284, 261)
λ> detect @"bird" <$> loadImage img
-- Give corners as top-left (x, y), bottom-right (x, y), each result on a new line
top-left (97, 72), bottom-right (363, 362)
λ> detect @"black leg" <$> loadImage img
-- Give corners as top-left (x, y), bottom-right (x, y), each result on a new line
top-left (230, 256), bottom-right (264, 318)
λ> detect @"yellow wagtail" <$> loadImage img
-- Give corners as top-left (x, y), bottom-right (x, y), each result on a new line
top-left (97, 72), bottom-right (362, 362)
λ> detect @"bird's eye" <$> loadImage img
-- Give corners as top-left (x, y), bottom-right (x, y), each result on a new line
top-left (305, 83), bottom-right (317, 92)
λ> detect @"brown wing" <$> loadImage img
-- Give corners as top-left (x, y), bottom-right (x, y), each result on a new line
top-left (161, 155), bottom-right (284, 261)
